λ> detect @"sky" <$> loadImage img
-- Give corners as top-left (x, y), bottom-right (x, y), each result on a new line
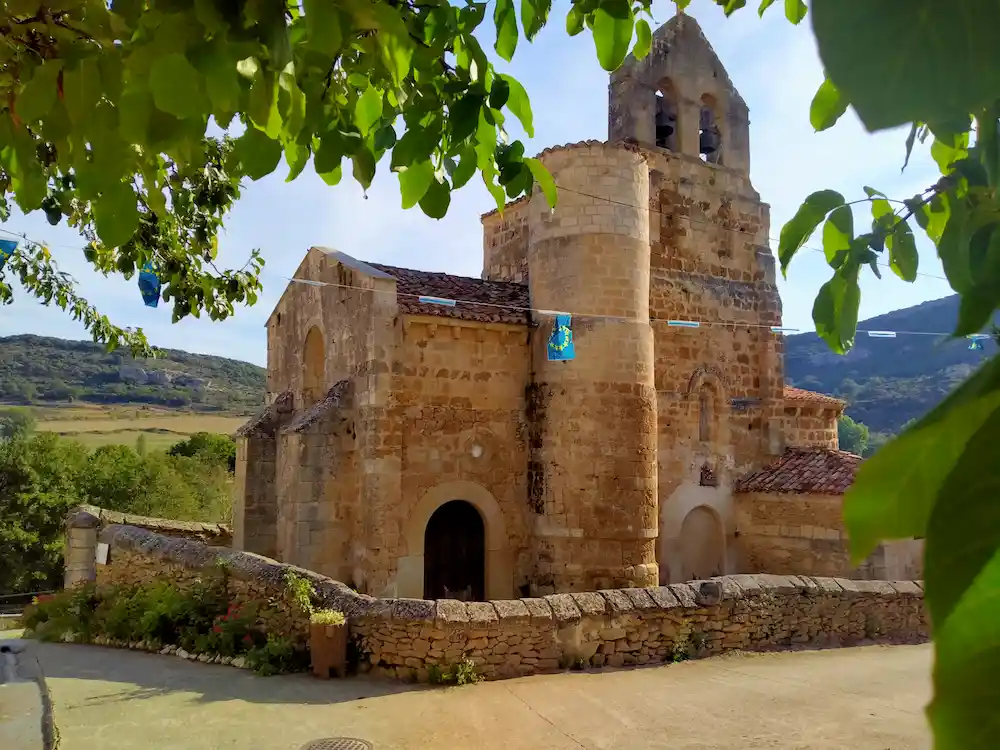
top-left (0, 0), bottom-right (955, 367)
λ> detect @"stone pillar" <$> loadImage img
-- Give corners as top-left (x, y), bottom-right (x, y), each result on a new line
top-left (64, 509), bottom-right (100, 588)
top-left (525, 143), bottom-right (658, 593)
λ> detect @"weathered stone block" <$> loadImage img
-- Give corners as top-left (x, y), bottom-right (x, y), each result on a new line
top-left (493, 599), bottom-right (531, 623)
top-left (667, 583), bottom-right (698, 608)
top-left (435, 599), bottom-right (469, 625)
top-left (621, 587), bottom-right (657, 610)
top-left (466, 602), bottom-right (500, 626)
top-left (599, 589), bottom-right (634, 614)
top-left (392, 598), bottom-right (436, 622)
top-left (522, 597), bottom-right (554, 623)
top-left (889, 581), bottom-right (923, 596)
top-left (543, 594), bottom-right (581, 624)
top-left (570, 592), bottom-right (607, 617)
top-left (645, 586), bottom-right (680, 610)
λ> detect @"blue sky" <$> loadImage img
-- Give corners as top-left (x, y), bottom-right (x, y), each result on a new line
top-left (0, 0), bottom-right (954, 367)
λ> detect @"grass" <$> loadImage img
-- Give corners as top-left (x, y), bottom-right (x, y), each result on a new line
top-left (27, 404), bottom-right (249, 450)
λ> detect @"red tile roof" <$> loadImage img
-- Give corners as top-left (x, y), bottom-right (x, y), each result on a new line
top-left (783, 385), bottom-right (845, 408)
top-left (368, 263), bottom-right (530, 325)
top-left (735, 448), bottom-right (862, 495)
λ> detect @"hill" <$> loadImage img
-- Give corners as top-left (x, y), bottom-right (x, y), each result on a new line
top-left (0, 334), bottom-right (265, 414)
top-left (783, 294), bottom-right (994, 435)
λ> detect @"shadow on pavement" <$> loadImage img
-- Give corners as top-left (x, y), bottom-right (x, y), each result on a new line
top-left (32, 640), bottom-right (427, 707)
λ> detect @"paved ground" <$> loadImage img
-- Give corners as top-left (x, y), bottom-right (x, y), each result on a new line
top-left (20, 637), bottom-right (932, 750)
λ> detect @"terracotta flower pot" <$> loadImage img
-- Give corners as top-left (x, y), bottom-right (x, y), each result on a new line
top-left (310, 622), bottom-right (348, 679)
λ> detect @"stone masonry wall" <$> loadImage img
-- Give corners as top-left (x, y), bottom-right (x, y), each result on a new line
top-left (782, 405), bottom-right (839, 450)
top-left (481, 197), bottom-right (530, 284)
top-left (71, 518), bottom-right (929, 684)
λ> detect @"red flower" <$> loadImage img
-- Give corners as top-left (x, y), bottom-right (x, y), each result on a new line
top-left (213, 625), bottom-right (222, 633)
top-left (243, 634), bottom-right (253, 644)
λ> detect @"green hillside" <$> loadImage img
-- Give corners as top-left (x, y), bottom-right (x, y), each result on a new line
top-left (784, 294), bottom-right (994, 434)
top-left (0, 334), bottom-right (265, 413)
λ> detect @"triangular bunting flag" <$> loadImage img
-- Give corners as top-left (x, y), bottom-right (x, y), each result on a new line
top-left (138, 261), bottom-right (161, 308)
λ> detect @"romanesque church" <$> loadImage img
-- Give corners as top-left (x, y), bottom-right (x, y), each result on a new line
top-left (233, 15), bottom-right (922, 601)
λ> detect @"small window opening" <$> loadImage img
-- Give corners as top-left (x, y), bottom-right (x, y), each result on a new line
top-left (698, 385), bottom-right (713, 442)
top-left (699, 95), bottom-right (722, 164)
top-left (655, 90), bottom-right (678, 151)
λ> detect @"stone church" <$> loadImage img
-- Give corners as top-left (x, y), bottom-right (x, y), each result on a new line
top-left (233, 15), bottom-right (922, 601)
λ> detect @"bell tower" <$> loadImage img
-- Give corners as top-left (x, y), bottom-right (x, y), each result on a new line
top-left (608, 13), bottom-right (751, 175)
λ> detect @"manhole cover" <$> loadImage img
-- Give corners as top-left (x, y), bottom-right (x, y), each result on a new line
top-left (300, 740), bottom-right (373, 750)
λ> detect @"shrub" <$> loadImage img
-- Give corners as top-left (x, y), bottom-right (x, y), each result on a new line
top-left (310, 609), bottom-right (345, 626)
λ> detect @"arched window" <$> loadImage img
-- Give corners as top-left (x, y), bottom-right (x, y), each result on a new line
top-left (698, 384), bottom-right (713, 442)
top-left (655, 81), bottom-right (679, 151)
top-left (699, 94), bottom-right (722, 164)
top-left (302, 326), bottom-right (325, 406)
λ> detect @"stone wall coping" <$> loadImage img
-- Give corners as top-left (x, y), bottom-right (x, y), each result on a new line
top-left (94, 523), bottom-right (925, 625)
top-left (68, 505), bottom-right (231, 537)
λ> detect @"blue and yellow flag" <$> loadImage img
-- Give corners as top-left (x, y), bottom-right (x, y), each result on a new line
top-left (138, 261), bottom-right (160, 308)
top-left (0, 239), bottom-right (17, 271)
top-left (547, 313), bottom-right (575, 361)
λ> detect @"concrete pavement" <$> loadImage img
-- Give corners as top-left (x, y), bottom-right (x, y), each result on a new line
top-left (25, 639), bottom-right (933, 750)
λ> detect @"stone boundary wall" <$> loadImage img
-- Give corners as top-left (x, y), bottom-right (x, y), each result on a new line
top-left (66, 515), bottom-right (929, 683)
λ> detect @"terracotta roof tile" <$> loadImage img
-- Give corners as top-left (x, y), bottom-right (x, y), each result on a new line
top-left (367, 263), bottom-right (529, 325)
top-left (735, 448), bottom-right (862, 495)
top-left (783, 385), bottom-right (845, 408)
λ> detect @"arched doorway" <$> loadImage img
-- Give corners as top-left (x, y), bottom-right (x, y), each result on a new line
top-left (423, 500), bottom-right (485, 601)
top-left (678, 505), bottom-right (725, 581)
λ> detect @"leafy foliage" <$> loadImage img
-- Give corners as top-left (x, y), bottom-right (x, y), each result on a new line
top-left (167, 431), bottom-right (236, 471)
top-left (0, 0), bottom-right (659, 353)
top-left (836, 414), bottom-right (868, 457)
top-left (0, 429), bottom-right (233, 594)
top-left (702, 0), bottom-right (1000, 746)
top-left (23, 578), bottom-right (310, 676)
top-left (0, 405), bottom-right (36, 437)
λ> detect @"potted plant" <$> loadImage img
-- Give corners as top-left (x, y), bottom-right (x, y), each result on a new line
top-left (309, 609), bottom-right (347, 679)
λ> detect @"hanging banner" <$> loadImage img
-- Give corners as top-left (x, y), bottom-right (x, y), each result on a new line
top-left (138, 261), bottom-right (161, 308)
top-left (0, 239), bottom-right (17, 271)
top-left (547, 313), bottom-right (575, 361)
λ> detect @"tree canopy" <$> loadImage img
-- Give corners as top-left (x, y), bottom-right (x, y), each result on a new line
top-left (0, 0), bottom-right (661, 354)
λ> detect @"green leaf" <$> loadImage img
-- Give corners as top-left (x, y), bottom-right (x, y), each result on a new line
top-left (902, 122), bottom-right (920, 172)
top-left (954, 225), bottom-right (1000, 336)
top-left (249, 73), bottom-right (281, 139)
top-left (94, 182), bottom-right (140, 248)
top-left (931, 133), bottom-right (969, 174)
top-left (304, 0), bottom-right (343, 55)
top-left (592, 0), bottom-right (635, 72)
top-left (887, 218), bottom-right (919, 282)
top-left (62, 59), bottom-right (102, 124)
top-left (777, 189), bottom-right (845, 276)
top-left (16, 62), bottom-right (61, 123)
top-left (811, 0), bottom-right (1000, 131)
top-left (633, 18), bottom-right (652, 59)
top-left (928, 542), bottom-right (1000, 750)
top-left (758, 0), bottom-right (777, 16)
top-left (233, 127), bottom-right (282, 181)
top-left (566, 5), bottom-right (585, 35)
top-left (843, 354), bottom-right (1000, 562)
top-left (117, 87), bottom-right (152, 143)
top-left (784, 0), bottom-right (806, 24)
top-left (355, 86), bottom-right (383, 136)
top-left (284, 141), bottom-right (311, 182)
top-left (352, 146), bottom-right (376, 189)
top-left (317, 164), bottom-right (342, 187)
top-left (489, 79), bottom-right (510, 111)
top-left (525, 157), bottom-right (557, 208)
top-left (450, 146), bottom-right (477, 190)
top-left (521, 0), bottom-right (551, 40)
top-left (149, 53), bottom-right (209, 120)
top-left (808, 77), bottom-right (848, 132)
top-left (203, 51), bottom-right (241, 116)
top-left (398, 161), bottom-right (435, 209)
top-left (418, 177), bottom-right (451, 219)
top-left (499, 74), bottom-right (534, 138)
top-left (821, 204), bottom-right (853, 269)
top-left (811, 263), bottom-right (861, 354)
top-left (494, 0), bottom-right (519, 61)
top-left (371, 5), bottom-right (414, 83)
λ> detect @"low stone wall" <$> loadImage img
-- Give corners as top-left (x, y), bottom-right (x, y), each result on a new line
top-left (71, 505), bottom-right (232, 545)
top-left (67, 514), bottom-right (929, 683)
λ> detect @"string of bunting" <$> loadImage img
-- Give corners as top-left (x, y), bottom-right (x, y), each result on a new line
top-left (285, 276), bottom-right (995, 352)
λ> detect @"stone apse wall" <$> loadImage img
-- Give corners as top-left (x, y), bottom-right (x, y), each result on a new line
top-left (67, 515), bottom-right (929, 683)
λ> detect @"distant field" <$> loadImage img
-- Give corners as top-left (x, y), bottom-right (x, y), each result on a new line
top-left (24, 403), bottom-right (249, 450)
